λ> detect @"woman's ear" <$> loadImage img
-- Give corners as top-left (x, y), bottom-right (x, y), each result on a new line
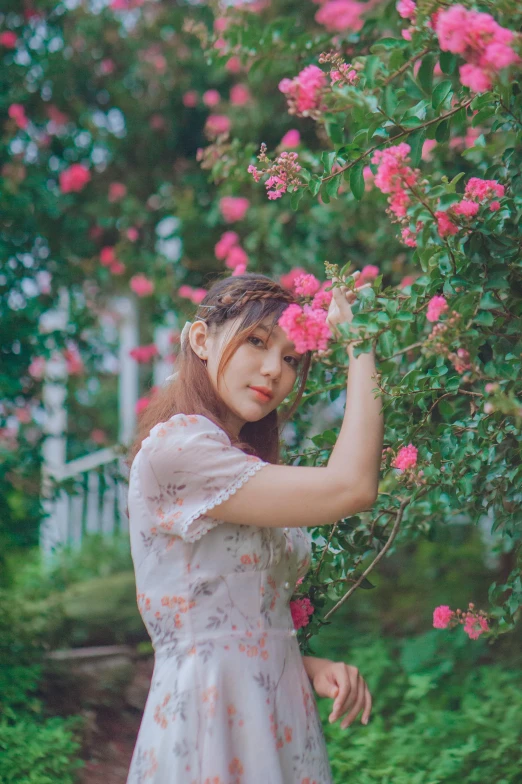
top-left (188, 320), bottom-right (209, 361)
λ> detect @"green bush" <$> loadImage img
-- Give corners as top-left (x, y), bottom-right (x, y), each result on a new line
top-left (0, 716), bottom-right (84, 784)
top-left (316, 633), bottom-right (522, 784)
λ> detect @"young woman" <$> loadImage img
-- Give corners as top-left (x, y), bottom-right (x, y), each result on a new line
top-left (126, 272), bottom-right (384, 784)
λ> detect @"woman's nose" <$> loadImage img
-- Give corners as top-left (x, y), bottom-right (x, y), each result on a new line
top-left (260, 350), bottom-right (282, 378)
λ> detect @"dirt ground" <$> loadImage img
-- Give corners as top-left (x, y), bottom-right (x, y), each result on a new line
top-left (78, 707), bottom-right (142, 784)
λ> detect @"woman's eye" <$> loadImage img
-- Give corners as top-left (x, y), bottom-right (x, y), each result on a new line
top-left (285, 356), bottom-right (299, 369)
top-left (248, 336), bottom-right (264, 347)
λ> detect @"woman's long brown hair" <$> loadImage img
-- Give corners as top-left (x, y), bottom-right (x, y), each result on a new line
top-left (127, 273), bottom-right (312, 466)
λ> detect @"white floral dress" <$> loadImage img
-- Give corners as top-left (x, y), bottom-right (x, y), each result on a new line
top-left (126, 413), bottom-right (334, 784)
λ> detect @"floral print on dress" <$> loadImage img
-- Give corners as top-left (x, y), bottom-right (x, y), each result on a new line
top-left (127, 413), bottom-right (333, 784)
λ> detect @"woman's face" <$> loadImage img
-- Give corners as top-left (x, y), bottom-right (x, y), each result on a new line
top-left (190, 316), bottom-right (302, 436)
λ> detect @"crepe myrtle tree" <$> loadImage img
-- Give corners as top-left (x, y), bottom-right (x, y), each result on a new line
top-left (184, 0), bottom-right (522, 649)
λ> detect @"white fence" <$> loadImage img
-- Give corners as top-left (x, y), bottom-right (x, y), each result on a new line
top-left (40, 291), bottom-right (177, 560)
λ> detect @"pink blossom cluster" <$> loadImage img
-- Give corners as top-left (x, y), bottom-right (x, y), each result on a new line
top-left (135, 386), bottom-right (159, 416)
top-left (435, 5), bottom-right (520, 93)
top-left (279, 129), bottom-right (301, 149)
top-left (205, 114), bottom-right (231, 138)
top-left (248, 148), bottom-right (303, 201)
top-left (129, 344), bottom-right (159, 363)
top-left (279, 65), bottom-right (327, 118)
top-left (219, 196), bottom-right (250, 222)
top-left (278, 303), bottom-right (332, 353)
top-left (8, 104), bottom-right (28, 130)
top-left (108, 182), bottom-right (127, 202)
top-left (294, 274), bottom-right (321, 297)
top-left (448, 347), bottom-right (473, 374)
top-left (435, 177), bottom-right (505, 239)
top-left (0, 31), bottom-right (17, 48)
top-left (280, 267), bottom-right (307, 291)
top-left (357, 265), bottom-right (379, 286)
top-left (330, 62), bottom-right (359, 87)
top-left (314, 0), bottom-right (369, 33)
top-left (392, 443), bottom-right (418, 471)
top-left (371, 143), bottom-right (420, 219)
top-left (290, 597), bottom-right (315, 630)
top-left (59, 163), bottom-right (91, 194)
top-left (63, 343), bottom-right (84, 376)
top-left (130, 274), bottom-right (154, 297)
top-left (396, 0), bottom-right (416, 22)
top-left (426, 295), bottom-right (448, 323)
top-left (100, 246), bottom-right (125, 275)
top-left (178, 285), bottom-right (208, 304)
top-left (230, 84), bottom-right (252, 106)
top-left (202, 89), bottom-right (220, 107)
top-left (214, 231), bottom-right (249, 275)
top-left (433, 602), bottom-right (490, 640)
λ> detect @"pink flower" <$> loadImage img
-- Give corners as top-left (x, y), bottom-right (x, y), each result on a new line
top-left (435, 5), bottom-right (469, 53)
top-left (290, 597), bottom-right (315, 630)
top-left (225, 56), bottom-right (242, 73)
top-left (0, 31), bottom-right (17, 48)
top-left (28, 357), bottom-right (46, 379)
top-left (182, 90), bottom-right (198, 107)
top-left (219, 196), bottom-right (250, 223)
top-left (279, 129), bottom-right (301, 148)
top-left (130, 274), bottom-right (154, 296)
top-left (421, 139), bottom-right (437, 162)
top-left (464, 177), bottom-right (505, 202)
top-left (279, 65), bottom-right (327, 117)
top-left (63, 344), bottom-right (84, 375)
top-left (205, 114), bottom-right (231, 137)
top-left (100, 246), bottom-right (117, 266)
top-left (426, 294), bottom-right (448, 322)
top-left (451, 347), bottom-right (472, 373)
top-left (225, 245), bottom-right (249, 270)
top-left (463, 613), bottom-right (489, 640)
top-left (489, 201), bottom-right (501, 212)
top-left (400, 275), bottom-right (416, 288)
top-left (202, 89), bottom-right (221, 107)
top-left (108, 182), bottom-right (127, 202)
top-left (435, 210), bottom-right (459, 239)
top-left (401, 227), bottom-right (417, 247)
top-left (278, 303), bottom-right (332, 353)
top-left (59, 163), bottom-right (91, 194)
top-left (315, 0), bottom-right (367, 32)
top-left (396, 0), bottom-right (416, 21)
top-left (126, 227), bottom-right (139, 241)
top-left (191, 288), bottom-right (208, 304)
top-left (358, 265), bottom-right (379, 285)
top-left (8, 104), bottom-right (28, 130)
top-left (110, 261), bottom-right (125, 275)
top-left (90, 428), bottom-right (107, 445)
top-left (452, 199), bottom-right (480, 218)
top-left (230, 84), bottom-right (252, 105)
top-left (231, 264), bottom-right (247, 276)
top-left (294, 274), bottom-right (321, 297)
top-left (136, 396), bottom-right (150, 415)
top-left (129, 344), bottom-right (159, 363)
top-left (280, 267), bottom-right (307, 291)
top-left (371, 143), bottom-right (419, 218)
top-left (459, 63), bottom-right (492, 93)
top-left (178, 285), bottom-right (194, 299)
top-left (215, 231), bottom-right (240, 260)
top-left (363, 165), bottom-right (374, 191)
top-left (392, 443), bottom-right (418, 471)
top-left (312, 284), bottom-right (333, 310)
top-left (433, 605), bottom-right (453, 629)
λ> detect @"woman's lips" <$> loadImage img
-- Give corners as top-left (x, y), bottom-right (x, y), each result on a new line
top-left (250, 387), bottom-right (271, 403)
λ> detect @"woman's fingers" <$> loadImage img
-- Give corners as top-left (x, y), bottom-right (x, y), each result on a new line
top-left (334, 667), bottom-right (360, 723)
top-left (340, 674), bottom-right (367, 729)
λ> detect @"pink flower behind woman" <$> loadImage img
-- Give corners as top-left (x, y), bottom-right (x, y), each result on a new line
top-left (59, 163), bottom-right (91, 194)
top-left (290, 597), bottom-right (315, 630)
top-left (219, 196), bottom-right (250, 223)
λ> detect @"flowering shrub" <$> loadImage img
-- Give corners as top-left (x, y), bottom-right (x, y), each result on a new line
top-left (1, 0), bottom-right (521, 658)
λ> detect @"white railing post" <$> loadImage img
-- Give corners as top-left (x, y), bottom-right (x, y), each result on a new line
top-left (153, 311), bottom-right (179, 387)
top-left (112, 296), bottom-right (139, 447)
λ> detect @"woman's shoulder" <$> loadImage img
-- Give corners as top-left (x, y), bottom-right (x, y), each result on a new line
top-left (140, 413), bottom-right (230, 457)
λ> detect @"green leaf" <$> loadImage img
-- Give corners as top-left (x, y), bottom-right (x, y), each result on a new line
top-left (309, 177), bottom-right (322, 197)
top-left (383, 84), bottom-right (398, 117)
top-left (432, 80), bottom-right (453, 111)
top-left (439, 51), bottom-right (457, 74)
top-left (358, 577), bottom-right (376, 590)
top-left (364, 55), bottom-right (380, 89)
top-left (408, 128), bottom-right (426, 167)
top-left (326, 121), bottom-right (344, 146)
top-left (325, 173), bottom-right (342, 199)
top-left (370, 37), bottom-right (406, 52)
top-left (321, 151), bottom-right (337, 176)
top-left (290, 188), bottom-right (305, 211)
top-left (446, 171), bottom-right (466, 192)
top-left (349, 161), bottom-right (365, 201)
top-left (472, 106), bottom-right (496, 126)
top-left (417, 54), bottom-right (435, 95)
top-left (435, 118), bottom-right (451, 143)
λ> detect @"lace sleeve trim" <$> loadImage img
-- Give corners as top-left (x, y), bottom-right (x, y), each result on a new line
top-left (179, 460), bottom-right (268, 543)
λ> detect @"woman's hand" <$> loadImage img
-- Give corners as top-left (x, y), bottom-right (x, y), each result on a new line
top-left (326, 269), bottom-right (372, 337)
top-left (310, 657), bottom-right (372, 728)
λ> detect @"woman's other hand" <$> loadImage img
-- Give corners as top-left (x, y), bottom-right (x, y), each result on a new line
top-left (311, 657), bottom-right (372, 728)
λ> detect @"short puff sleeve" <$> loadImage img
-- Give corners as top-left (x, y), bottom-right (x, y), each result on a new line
top-left (138, 413), bottom-right (268, 543)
